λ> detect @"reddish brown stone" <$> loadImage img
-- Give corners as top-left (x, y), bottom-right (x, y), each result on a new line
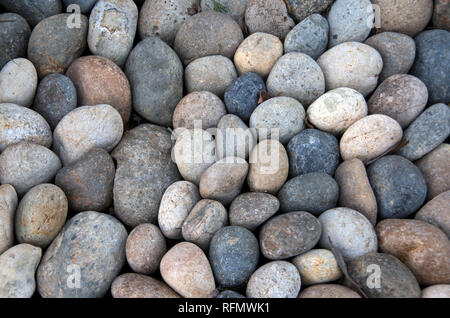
top-left (111, 273), bottom-right (180, 298)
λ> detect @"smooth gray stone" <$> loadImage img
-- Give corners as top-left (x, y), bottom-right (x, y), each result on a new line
top-left (63, 0), bottom-right (97, 13)
top-left (0, 0), bottom-right (62, 27)
top-left (0, 13), bottom-right (31, 69)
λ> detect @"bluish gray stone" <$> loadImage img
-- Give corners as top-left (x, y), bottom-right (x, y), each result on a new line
top-left (0, 0), bottom-right (62, 27)
top-left (396, 103), bottom-right (450, 161)
top-left (284, 14), bottom-right (328, 60)
top-left (63, 0), bottom-right (97, 13)
top-left (286, 0), bottom-right (333, 23)
top-left (209, 226), bottom-right (259, 288)
top-left (410, 29), bottom-right (450, 104)
top-left (0, 13), bottom-right (31, 69)
top-left (278, 172), bottom-right (339, 215)
top-left (217, 290), bottom-right (246, 298)
top-left (287, 129), bottom-right (340, 177)
top-left (367, 155), bottom-right (427, 219)
top-left (224, 72), bottom-right (266, 121)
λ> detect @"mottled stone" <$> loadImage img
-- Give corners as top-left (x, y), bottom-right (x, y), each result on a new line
top-left (292, 249), bottom-right (342, 285)
top-left (299, 284), bottom-right (361, 298)
top-left (415, 191), bottom-right (450, 238)
top-left (285, 0), bottom-right (333, 23)
top-left (216, 114), bottom-right (256, 160)
top-left (0, 0), bottom-right (62, 27)
top-left (0, 13), bottom-right (31, 69)
top-left (422, 284), bottom-right (450, 298)
top-left (0, 58), bottom-right (37, 107)
top-left (111, 273), bottom-right (180, 298)
top-left (201, 0), bottom-right (247, 28)
top-left (433, 0), bottom-right (450, 30)
top-left (0, 184), bottom-right (17, 255)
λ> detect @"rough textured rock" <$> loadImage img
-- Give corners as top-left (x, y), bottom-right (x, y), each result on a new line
top-left (422, 284), bottom-right (450, 298)
top-left (376, 219), bottom-right (450, 286)
top-left (292, 249), bottom-right (342, 285)
top-left (216, 114), bottom-right (256, 160)
top-left (433, 0), bottom-right (450, 30)
top-left (278, 172), bottom-right (339, 215)
top-left (299, 284), bottom-right (361, 298)
top-left (0, 184), bottom-right (17, 255)
top-left (201, 0), bottom-right (247, 28)
top-left (285, 0), bottom-right (333, 23)
top-left (0, 58), bottom-right (37, 107)
top-left (111, 273), bottom-right (180, 298)
top-left (0, 142), bottom-right (61, 196)
top-left (55, 148), bottom-right (115, 212)
top-left (27, 13), bottom-right (88, 78)
top-left (112, 124), bottom-right (180, 227)
top-left (415, 191), bottom-right (450, 237)
top-left (37, 211), bottom-right (128, 298)
top-left (0, 0), bottom-right (62, 27)
top-left (0, 13), bottom-right (31, 69)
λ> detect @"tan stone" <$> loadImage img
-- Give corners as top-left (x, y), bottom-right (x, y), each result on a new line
top-left (111, 273), bottom-right (180, 298)
top-left (299, 284), bottom-right (361, 298)
top-left (415, 191), bottom-right (450, 237)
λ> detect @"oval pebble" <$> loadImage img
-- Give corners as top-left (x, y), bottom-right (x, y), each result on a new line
top-left (0, 184), bottom-right (18, 255)
top-left (216, 114), bottom-right (256, 160)
top-left (422, 285), bottom-right (450, 298)
top-left (0, 58), bottom-right (37, 107)
top-left (0, 0), bottom-right (62, 27)
top-left (0, 13), bottom-right (31, 69)
top-left (292, 249), bottom-right (342, 285)
top-left (111, 273), bottom-right (180, 298)
top-left (415, 191), bottom-right (450, 237)
top-left (285, 0), bottom-right (333, 23)
top-left (299, 284), bottom-right (361, 298)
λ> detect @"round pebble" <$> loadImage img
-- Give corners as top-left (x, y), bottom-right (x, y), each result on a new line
top-left (0, 13), bottom-right (31, 69)
top-left (285, 0), bottom-right (333, 23)
top-left (0, 58), bottom-right (37, 107)
top-left (111, 273), bottom-right (180, 298)
top-left (292, 249), bottom-right (342, 285)
top-left (299, 284), bottom-right (361, 298)
top-left (422, 285), bottom-right (450, 298)
top-left (415, 191), bottom-right (450, 237)
top-left (0, 0), bottom-right (62, 27)
top-left (433, 0), bottom-right (450, 30)
top-left (0, 184), bottom-right (18, 255)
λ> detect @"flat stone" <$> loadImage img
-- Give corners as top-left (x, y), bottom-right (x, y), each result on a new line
top-left (0, 58), bottom-right (37, 107)
top-left (0, 13), bottom-right (31, 69)
top-left (0, 184), bottom-right (17, 255)
top-left (111, 273), bottom-right (180, 298)
top-left (415, 191), bottom-right (450, 238)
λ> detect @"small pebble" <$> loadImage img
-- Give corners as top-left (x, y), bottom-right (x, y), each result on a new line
top-left (0, 13), bottom-right (31, 69)
top-left (0, 0), bottom-right (62, 27)
top-left (292, 249), bottom-right (342, 285)
top-left (0, 184), bottom-right (18, 254)
top-left (422, 285), bottom-right (450, 298)
top-left (299, 284), bottom-right (360, 298)
top-left (216, 114), bottom-right (256, 160)
top-left (0, 58), bottom-right (37, 107)
top-left (415, 191), bottom-right (450, 238)
top-left (285, 0), bottom-right (333, 23)
top-left (111, 273), bottom-right (180, 298)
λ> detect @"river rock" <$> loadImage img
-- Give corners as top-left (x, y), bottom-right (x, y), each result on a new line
top-left (376, 219), bottom-right (450, 285)
top-left (158, 181), bottom-right (201, 240)
top-left (284, 14), bottom-right (328, 60)
top-left (0, 243), bottom-right (41, 298)
top-left (160, 242), bottom-right (217, 298)
top-left (33, 74), bottom-right (77, 129)
top-left (0, 184), bottom-right (17, 255)
top-left (0, 142), bottom-right (61, 196)
top-left (201, 0), bottom-right (247, 28)
top-left (319, 207), bottom-right (378, 261)
top-left (317, 42), bottom-right (383, 97)
top-left (415, 191), bottom-right (450, 238)
top-left (37, 211), bottom-right (128, 298)
top-left (278, 172), bottom-right (339, 215)
top-left (55, 148), bottom-right (115, 212)
top-left (287, 129), bottom-right (340, 177)
top-left (292, 249), bottom-right (342, 285)
top-left (63, 0), bottom-right (98, 14)
top-left (216, 114), bottom-right (256, 160)
top-left (285, 0), bottom-right (333, 23)
top-left (0, 58), bottom-right (37, 107)
top-left (368, 74), bottom-right (428, 128)
top-left (111, 273), bottom-right (180, 298)
top-left (209, 226), bottom-right (259, 288)
top-left (267, 52), bottom-right (325, 107)
top-left (299, 284), bottom-right (361, 298)
top-left (27, 13), bottom-right (88, 78)
top-left (422, 285), bottom-right (450, 298)
top-left (125, 36), bottom-right (183, 126)
top-left (433, 0), bottom-right (450, 30)
top-left (112, 124), bottom-right (180, 227)
top-left (0, 0), bottom-right (62, 27)
top-left (0, 13), bottom-right (31, 69)
top-left (340, 114), bottom-right (403, 163)
top-left (217, 290), bottom-right (245, 298)
top-left (66, 55), bottom-right (132, 124)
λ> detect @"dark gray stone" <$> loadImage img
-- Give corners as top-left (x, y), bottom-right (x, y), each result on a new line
top-left (63, 0), bottom-right (97, 14)
top-left (287, 129), bottom-right (340, 177)
top-left (224, 72), bottom-right (266, 122)
top-left (286, 0), bottom-right (333, 23)
top-left (125, 37), bottom-right (183, 127)
top-left (33, 73), bottom-right (77, 129)
top-left (367, 155), bottom-right (427, 219)
top-left (278, 172), bottom-right (339, 215)
top-left (209, 226), bottom-right (259, 288)
top-left (0, 13), bottom-right (31, 69)
top-left (410, 30), bottom-right (450, 104)
top-left (217, 290), bottom-right (246, 298)
top-left (0, 0), bottom-right (62, 27)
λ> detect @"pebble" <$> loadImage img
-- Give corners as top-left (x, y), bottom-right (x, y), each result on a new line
top-left (307, 87), bottom-right (367, 135)
top-left (416, 144), bottom-right (450, 200)
top-left (111, 273), bottom-right (180, 298)
top-left (139, 0), bottom-right (199, 45)
top-left (246, 261), bottom-right (301, 298)
top-left (33, 74), bottom-right (77, 129)
top-left (0, 243), bottom-right (42, 298)
top-left (298, 284), bottom-right (361, 298)
top-left (0, 13), bottom-right (31, 69)
top-left (64, 0), bottom-right (98, 14)
top-left (173, 91), bottom-right (226, 130)
top-left (126, 223), bottom-right (166, 275)
top-left (125, 36), bottom-right (183, 126)
top-left (348, 253), bottom-right (421, 298)
top-left (0, 142), bottom-right (61, 196)
top-left (318, 207), bottom-right (378, 261)
top-left (217, 290), bottom-right (245, 298)
top-left (112, 124), bottom-right (180, 227)
top-left (199, 157), bottom-right (248, 205)
top-left (173, 129), bottom-right (216, 185)
top-left (0, 58), bottom-right (37, 107)
top-left (284, 14), bottom-right (328, 60)
top-left (317, 42), bottom-right (383, 97)
top-left (335, 159), bottom-right (377, 225)
top-left (260, 211), bottom-right (321, 260)
top-left (53, 104), bottom-right (123, 166)
top-left (233, 32), bottom-right (283, 78)
top-left (174, 11), bottom-right (243, 65)
top-left (224, 72), bottom-right (266, 121)
top-left (267, 52), bottom-right (325, 107)
top-left (371, 0), bottom-right (433, 37)
top-left (287, 129), bottom-right (340, 177)
top-left (229, 192), bottom-right (279, 231)
top-left (433, 0), bottom-right (450, 30)
top-left (185, 55), bottom-right (237, 97)
top-left (244, 0), bottom-right (294, 39)
top-left (250, 96), bottom-right (305, 144)
top-left (410, 30), bottom-right (450, 104)
top-left (55, 148), bottom-right (115, 212)
top-left (365, 32), bottom-right (416, 82)
top-left (368, 75), bottom-right (428, 129)
top-left (0, 184), bottom-right (17, 255)
top-left (340, 114), bottom-right (403, 163)
top-left (292, 249), bottom-right (342, 285)
top-left (27, 13), bottom-right (88, 78)
top-left (285, 0), bottom-right (333, 23)
top-left (37, 211), bottom-right (128, 298)
top-left (415, 191), bottom-right (450, 238)
top-left (201, 0), bottom-right (247, 28)
top-left (216, 114), bottom-right (256, 160)
top-left (396, 103), bottom-right (450, 161)
top-left (160, 242), bottom-right (217, 298)
top-left (66, 55), bottom-right (132, 124)
top-left (368, 155), bottom-right (427, 219)
top-left (0, 0), bottom-right (62, 27)
top-left (376, 219), bottom-right (450, 285)
top-left (422, 285), bottom-right (450, 298)
top-left (277, 172), bottom-right (339, 215)
top-left (182, 199), bottom-right (228, 251)
top-left (15, 184), bottom-right (67, 248)
top-left (327, 0), bottom-right (373, 47)
top-left (158, 181), bottom-right (201, 240)
top-left (247, 139), bottom-right (289, 194)
top-left (209, 226), bottom-right (259, 288)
